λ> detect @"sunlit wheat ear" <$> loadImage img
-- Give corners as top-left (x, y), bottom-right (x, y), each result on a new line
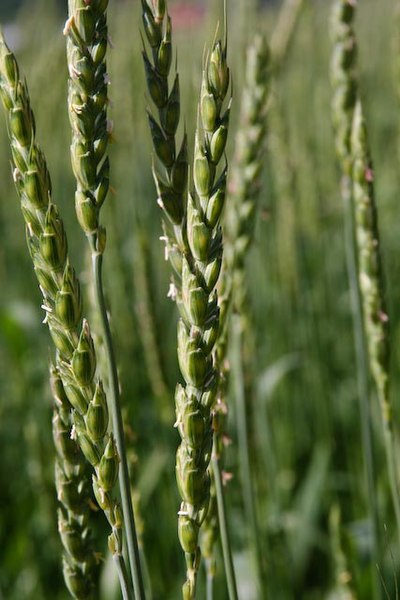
top-left (211, 32), bottom-right (271, 600)
top-left (142, 5), bottom-right (232, 595)
top-left (200, 32), bottom-right (270, 592)
top-left (0, 33), bottom-right (133, 598)
top-left (64, 0), bottom-right (109, 246)
top-left (65, 2), bottom-right (146, 597)
top-left (174, 36), bottom-right (231, 599)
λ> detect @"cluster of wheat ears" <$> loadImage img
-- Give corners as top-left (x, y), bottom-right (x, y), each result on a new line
top-left (0, 0), bottom-right (398, 598)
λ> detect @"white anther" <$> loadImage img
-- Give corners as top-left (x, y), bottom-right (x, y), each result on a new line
top-left (63, 16), bottom-right (74, 36)
top-left (41, 304), bottom-right (53, 313)
top-left (167, 282), bottom-right (177, 301)
top-left (159, 236), bottom-right (169, 261)
top-left (26, 222), bottom-right (34, 237)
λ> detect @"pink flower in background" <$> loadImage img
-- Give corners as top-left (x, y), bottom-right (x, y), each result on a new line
top-left (169, 2), bottom-right (205, 29)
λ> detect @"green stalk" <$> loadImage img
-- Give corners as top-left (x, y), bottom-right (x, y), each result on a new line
top-left (342, 175), bottom-right (381, 599)
top-left (211, 451), bottom-right (238, 600)
top-left (232, 316), bottom-right (264, 599)
top-left (92, 249), bottom-right (145, 600)
top-left (114, 554), bottom-right (135, 600)
top-left (206, 564), bottom-right (214, 600)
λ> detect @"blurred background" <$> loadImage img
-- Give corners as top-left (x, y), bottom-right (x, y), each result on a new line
top-left (1, 0), bottom-right (400, 598)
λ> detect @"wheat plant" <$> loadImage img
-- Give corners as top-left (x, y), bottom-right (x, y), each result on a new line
top-left (330, 1), bottom-right (381, 591)
top-left (331, 2), bottom-right (400, 579)
top-left (0, 32), bottom-right (135, 599)
top-left (141, 1), bottom-right (238, 597)
top-left (64, 1), bottom-right (145, 596)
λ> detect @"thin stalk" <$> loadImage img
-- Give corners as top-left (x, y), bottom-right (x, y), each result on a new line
top-left (140, 547), bottom-right (154, 600)
top-left (342, 175), bottom-right (381, 599)
top-left (232, 317), bottom-right (265, 598)
top-left (211, 450), bottom-right (238, 600)
top-left (92, 250), bottom-right (145, 600)
top-left (206, 563), bottom-right (214, 600)
top-left (232, 316), bottom-right (265, 599)
top-left (385, 429), bottom-right (400, 550)
top-left (114, 554), bottom-right (135, 600)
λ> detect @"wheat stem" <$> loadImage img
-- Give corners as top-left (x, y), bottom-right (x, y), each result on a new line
top-left (232, 316), bottom-right (264, 598)
top-left (114, 553), bottom-right (134, 600)
top-left (211, 451), bottom-right (238, 600)
top-left (92, 249), bottom-right (145, 600)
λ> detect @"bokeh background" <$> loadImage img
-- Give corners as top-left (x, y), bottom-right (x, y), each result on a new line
top-left (1, 0), bottom-right (400, 598)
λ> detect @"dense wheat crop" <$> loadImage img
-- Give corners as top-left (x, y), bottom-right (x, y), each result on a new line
top-left (1, 0), bottom-right (400, 598)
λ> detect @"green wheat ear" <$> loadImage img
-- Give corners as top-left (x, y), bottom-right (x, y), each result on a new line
top-left (64, 2), bottom-right (145, 597)
top-left (175, 35), bottom-right (231, 599)
top-left (0, 33), bottom-right (133, 598)
top-left (330, 0), bottom-right (400, 556)
top-left (330, 0), bottom-right (357, 174)
top-left (141, 0), bottom-right (188, 265)
top-left (351, 101), bottom-right (390, 426)
top-left (225, 33), bottom-right (270, 320)
top-left (212, 32), bottom-right (270, 599)
top-left (64, 0), bottom-right (109, 246)
top-left (141, 3), bottom-right (233, 597)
